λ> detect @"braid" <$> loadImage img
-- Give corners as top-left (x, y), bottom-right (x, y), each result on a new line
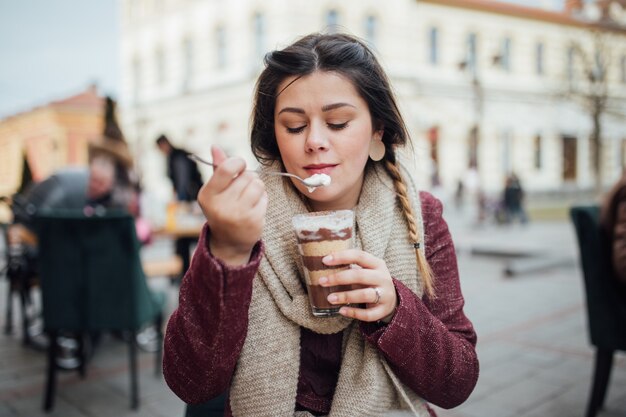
top-left (383, 160), bottom-right (435, 298)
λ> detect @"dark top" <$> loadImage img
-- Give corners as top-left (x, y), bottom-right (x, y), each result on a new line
top-left (163, 192), bottom-right (479, 416)
top-left (168, 148), bottom-right (203, 202)
top-left (600, 176), bottom-right (626, 284)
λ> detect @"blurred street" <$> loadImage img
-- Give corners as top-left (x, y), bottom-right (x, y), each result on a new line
top-left (1, 202), bottom-right (625, 417)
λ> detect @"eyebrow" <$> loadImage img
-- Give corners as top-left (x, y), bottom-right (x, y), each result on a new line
top-left (277, 102), bottom-right (356, 115)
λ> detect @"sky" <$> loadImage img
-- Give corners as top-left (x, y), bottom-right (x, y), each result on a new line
top-left (0, 0), bottom-right (119, 118)
top-left (0, 0), bottom-right (564, 119)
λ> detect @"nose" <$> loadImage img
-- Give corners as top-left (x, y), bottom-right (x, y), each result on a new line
top-left (304, 122), bottom-right (329, 153)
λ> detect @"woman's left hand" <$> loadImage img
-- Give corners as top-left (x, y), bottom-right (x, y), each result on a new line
top-left (319, 249), bottom-right (397, 322)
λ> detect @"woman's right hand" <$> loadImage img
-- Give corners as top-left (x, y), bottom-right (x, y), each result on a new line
top-left (198, 145), bottom-right (268, 265)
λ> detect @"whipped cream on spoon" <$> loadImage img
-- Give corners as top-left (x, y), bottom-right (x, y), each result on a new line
top-left (189, 154), bottom-right (332, 192)
top-left (302, 173), bottom-right (332, 193)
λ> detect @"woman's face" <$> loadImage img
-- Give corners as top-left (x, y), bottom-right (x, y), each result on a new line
top-left (274, 71), bottom-right (381, 211)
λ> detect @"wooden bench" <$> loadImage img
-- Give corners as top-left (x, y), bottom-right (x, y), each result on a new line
top-left (142, 255), bottom-right (183, 279)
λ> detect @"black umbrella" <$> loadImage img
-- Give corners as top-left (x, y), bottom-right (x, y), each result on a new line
top-left (12, 167), bottom-right (89, 229)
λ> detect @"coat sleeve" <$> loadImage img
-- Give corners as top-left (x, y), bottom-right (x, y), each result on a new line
top-left (360, 191), bottom-right (479, 409)
top-left (611, 188), bottom-right (626, 284)
top-left (163, 224), bottom-right (263, 404)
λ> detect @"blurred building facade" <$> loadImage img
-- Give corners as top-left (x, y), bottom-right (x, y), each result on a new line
top-left (0, 86), bottom-right (104, 198)
top-left (119, 0), bottom-right (626, 200)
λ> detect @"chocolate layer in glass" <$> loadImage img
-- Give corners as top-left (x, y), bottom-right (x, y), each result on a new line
top-left (292, 210), bottom-right (354, 317)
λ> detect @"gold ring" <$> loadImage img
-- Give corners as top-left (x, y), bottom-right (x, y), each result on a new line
top-left (373, 287), bottom-right (381, 304)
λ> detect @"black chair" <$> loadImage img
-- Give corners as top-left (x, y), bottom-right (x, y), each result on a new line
top-left (185, 393), bottom-right (227, 417)
top-left (570, 205), bottom-right (626, 417)
top-left (3, 169), bottom-right (89, 347)
top-left (36, 210), bottom-right (165, 412)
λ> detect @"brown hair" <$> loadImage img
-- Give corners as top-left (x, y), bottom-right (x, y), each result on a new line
top-left (250, 33), bottom-right (435, 297)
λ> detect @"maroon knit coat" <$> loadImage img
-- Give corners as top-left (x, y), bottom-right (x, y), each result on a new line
top-left (163, 192), bottom-right (479, 416)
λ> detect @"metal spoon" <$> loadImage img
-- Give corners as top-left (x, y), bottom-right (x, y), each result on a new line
top-left (188, 154), bottom-right (331, 191)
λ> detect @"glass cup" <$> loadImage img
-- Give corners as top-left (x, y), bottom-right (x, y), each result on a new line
top-left (292, 210), bottom-right (354, 317)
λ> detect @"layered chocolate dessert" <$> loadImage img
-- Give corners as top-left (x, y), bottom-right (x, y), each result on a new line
top-left (292, 210), bottom-right (354, 317)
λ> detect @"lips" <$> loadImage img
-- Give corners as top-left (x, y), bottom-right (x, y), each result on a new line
top-left (303, 163), bottom-right (337, 175)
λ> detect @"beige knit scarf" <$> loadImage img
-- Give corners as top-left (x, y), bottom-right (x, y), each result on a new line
top-left (229, 162), bottom-right (431, 417)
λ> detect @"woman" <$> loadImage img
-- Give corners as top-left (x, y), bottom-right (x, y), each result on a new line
top-left (163, 33), bottom-right (479, 416)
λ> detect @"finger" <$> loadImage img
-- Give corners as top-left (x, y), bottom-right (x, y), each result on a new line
top-left (211, 145), bottom-right (228, 167)
top-left (239, 177), bottom-right (266, 207)
top-left (327, 286), bottom-right (382, 306)
top-left (207, 157), bottom-right (247, 194)
top-left (219, 171), bottom-right (257, 201)
top-left (250, 191), bottom-right (269, 221)
top-left (319, 268), bottom-right (381, 287)
top-left (338, 305), bottom-right (388, 322)
top-left (323, 249), bottom-right (384, 270)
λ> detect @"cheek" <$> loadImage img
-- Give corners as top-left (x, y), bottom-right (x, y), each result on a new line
top-left (346, 137), bottom-right (371, 164)
top-left (275, 134), bottom-right (298, 166)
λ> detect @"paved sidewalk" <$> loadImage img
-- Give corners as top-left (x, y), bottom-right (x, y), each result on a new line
top-left (437, 205), bottom-right (626, 417)
top-left (0, 205), bottom-right (625, 417)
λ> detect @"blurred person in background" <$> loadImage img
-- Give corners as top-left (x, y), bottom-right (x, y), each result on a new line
top-left (600, 168), bottom-right (626, 285)
top-left (10, 97), bottom-right (140, 230)
top-left (4, 96), bottom-right (149, 363)
top-left (156, 134), bottom-right (203, 202)
top-left (156, 134), bottom-right (204, 274)
top-left (86, 98), bottom-right (139, 216)
top-left (454, 179), bottom-right (465, 212)
top-left (503, 173), bottom-right (527, 225)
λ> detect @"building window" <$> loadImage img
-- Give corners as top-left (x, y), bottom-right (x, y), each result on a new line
top-left (429, 27), bottom-right (439, 65)
top-left (592, 50), bottom-right (605, 82)
top-left (500, 130), bottom-right (512, 174)
top-left (365, 15), bottom-right (376, 45)
top-left (132, 56), bottom-right (141, 103)
top-left (534, 134), bottom-right (542, 169)
top-left (466, 33), bottom-right (478, 75)
top-left (216, 26), bottom-right (226, 69)
top-left (567, 46), bottom-right (575, 82)
top-left (500, 37), bottom-right (511, 72)
top-left (468, 125), bottom-right (479, 168)
top-left (536, 42), bottom-right (544, 76)
top-left (428, 126), bottom-right (440, 186)
top-left (155, 47), bottom-right (165, 85)
top-left (562, 135), bottom-right (577, 181)
top-left (253, 12), bottom-right (266, 62)
top-left (182, 37), bottom-right (193, 91)
top-left (326, 9), bottom-right (339, 33)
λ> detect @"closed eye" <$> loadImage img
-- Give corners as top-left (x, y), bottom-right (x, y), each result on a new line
top-left (328, 122), bottom-right (348, 130)
top-left (286, 125), bottom-right (306, 134)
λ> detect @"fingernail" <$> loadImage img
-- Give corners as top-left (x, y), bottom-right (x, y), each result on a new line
top-left (328, 294), bottom-right (338, 303)
top-left (322, 255), bottom-right (332, 264)
top-left (319, 277), bottom-right (328, 285)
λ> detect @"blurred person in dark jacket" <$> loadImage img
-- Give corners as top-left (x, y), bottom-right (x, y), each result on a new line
top-left (503, 173), bottom-right (528, 225)
top-left (156, 134), bottom-right (203, 202)
top-left (156, 134), bottom-right (204, 274)
top-left (600, 169), bottom-right (626, 285)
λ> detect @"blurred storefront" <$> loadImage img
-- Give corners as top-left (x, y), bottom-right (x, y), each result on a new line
top-left (118, 0), bottom-right (626, 197)
top-left (0, 86), bottom-right (104, 221)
